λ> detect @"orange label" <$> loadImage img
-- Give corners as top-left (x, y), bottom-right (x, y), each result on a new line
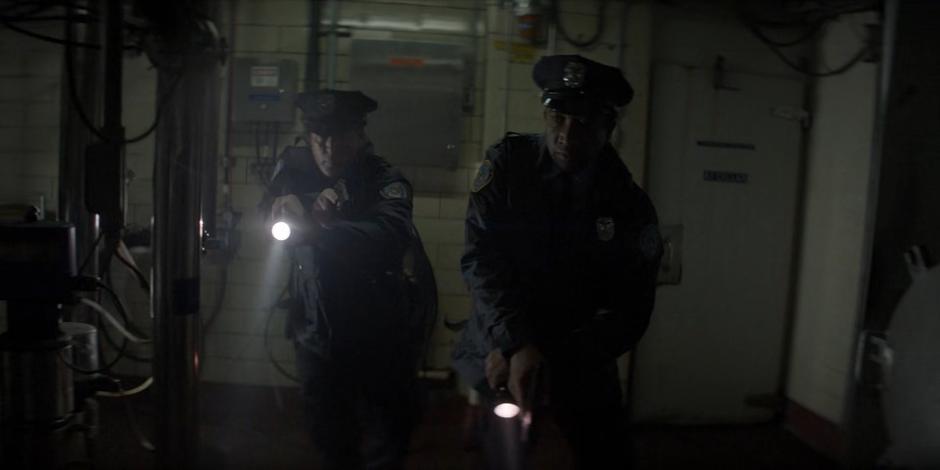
top-left (388, 57), bottom-right (425, 67)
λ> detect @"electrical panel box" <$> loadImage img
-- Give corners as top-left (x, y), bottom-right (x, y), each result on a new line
top-left (349, 39), bottom-right (468, 169)
top-left (0, 222), bottom-right (76, 301)
top-left (232, 58), bottom-right (298, 123)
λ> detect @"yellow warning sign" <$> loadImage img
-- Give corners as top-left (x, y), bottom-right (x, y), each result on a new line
top-left (493, 40), bottom-right (539, 63)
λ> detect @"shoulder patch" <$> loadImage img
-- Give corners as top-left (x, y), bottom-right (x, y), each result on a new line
top-left (638, 224), bottom-right (663, 261)
top-left (380, 181), bottom-right (409, 200)
top-left (472, 159), bottom-right (494, 193)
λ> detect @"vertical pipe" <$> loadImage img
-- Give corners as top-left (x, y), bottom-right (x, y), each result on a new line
top-left (58, 1), bottom-right (101, 275)
top-left (775, 53), bottom-right (817, 421)
top-left (101, 0), bottom-right (125, 236)
top-left (306, 0), bottom-right (321, 92)
top-left (327, 0), bottom-right (338, 88)
top-left (613, 0), bottom-right (628, 149)
top-left (503, 4), bottom-right (512, 134)
top-left (844, 1), bottom-right (896, 466)
top-left (546, 21), bottom-right (557, 54)
top-left (202, 2), bottom-right (223, 240)
top-left (222, 0), bottom-right (238, 210)
top-left (153, 11), bottom-right (219, 467)
top-left (102, 0), bottom-right (122, 137)
top-left (153, 68), bottom-right (203, 468)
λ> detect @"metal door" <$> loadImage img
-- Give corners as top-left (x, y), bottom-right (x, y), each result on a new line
top-left (632, 64), bottom-right (804, 423)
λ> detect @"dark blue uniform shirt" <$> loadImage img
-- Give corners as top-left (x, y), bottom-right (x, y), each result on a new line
top-left (453, 133), bottom-right (662, 388)
top-left (270, 145), bottom-right (434, 363)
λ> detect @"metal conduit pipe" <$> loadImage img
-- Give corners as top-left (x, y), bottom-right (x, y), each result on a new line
top-left (327, 0), bottom-right (338, 88)
top-left (153, 67), bottom-right (203, 467)
top-left (306, 0), bottom-right (320, 92)
top-left (152, 5), bottom-right (222, 466)
top-left (57, 0), bottom-right (101, 275)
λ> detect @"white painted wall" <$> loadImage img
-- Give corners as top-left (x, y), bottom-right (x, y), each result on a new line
top-left (786, 12), bottom-right (880, 425)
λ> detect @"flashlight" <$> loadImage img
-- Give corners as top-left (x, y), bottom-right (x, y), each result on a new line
top-left (271, 202), bottom-right (298, 241)
top-left (493, 386), bottom-right (520, 419)
top-left (271, 220), bottom-right (291, 241)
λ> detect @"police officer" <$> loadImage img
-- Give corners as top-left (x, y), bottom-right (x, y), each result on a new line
top-left (264, 90), bottom-right (436, 470)
top-left (453, 55), bottom-right (662, 469)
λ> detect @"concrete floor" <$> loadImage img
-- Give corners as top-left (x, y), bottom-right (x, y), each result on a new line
top-left (90, 381), bottom-right (836, 469)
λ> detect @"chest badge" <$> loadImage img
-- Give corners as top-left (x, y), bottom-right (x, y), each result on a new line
top-left (596, 217), bottom-right (615, 241)
top-left (563, 61), bottom-right (586, 88)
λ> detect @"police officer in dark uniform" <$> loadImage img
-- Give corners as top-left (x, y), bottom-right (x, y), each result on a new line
top-left (453, 55), bottom-right (662, 469)
top-left (263, 90), bottom-right (436, 470)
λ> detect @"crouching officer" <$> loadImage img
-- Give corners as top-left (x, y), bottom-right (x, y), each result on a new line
top-left (453, 55), bottom-right (663, 469)
top-left (262, 90), bottom-right (437, 470)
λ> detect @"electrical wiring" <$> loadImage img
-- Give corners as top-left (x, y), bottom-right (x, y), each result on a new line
top-left (750, 19), bottom-right (825, 48)
top-left (1, 3), bottom-right (138, 50)
top-left (738, 0), bottom-right (880, 77)
top-left (93, 247), bottom-right (153, 364)
top-left (80, 297), bottom-right (151, 344)
top-left (94, 263), bottom-right (151, 347)
top-left (254, 121), bottom-right (263, 166)
top-left (1, 0), bottom-right (49, 16)
top-left (58, 333), bottom-right (128, 375)
top-left (122, 72), bottom-right (182, 144)
top-left (64, 29), bottom-right (183, 145)
top-left (2, 0), bottom-right (99, 13)
top-left (271, 121), bottom-right (280, 165)
top-left (96, 303), bottom-right (153, 364)
top-left (97, 376), bottom-right (153, 398)
top-left (63, 274), bottom-right (137, 375)
top-left (0, 16), bottom-right (101, 48)
top-left (100, 376), bottom-right (156, 452)
top-left (0, 13), bottom-right (95, 23)
top-left (200, 263), bottom-right (228, 349)
top-left (742, 2), bottom-right (876, 77)
top-left (264, 286), bottom-right (300, 384)
top-left (98, 320), bottom-right (152, 363)
top-left (750, 22), bottom-right (871, 77)
top-left (55, 4), bottom-right (182, 144)
top-left (77, 231), bottom-right (104, 274)
top-left (114, 239), bottom-right (150, 293)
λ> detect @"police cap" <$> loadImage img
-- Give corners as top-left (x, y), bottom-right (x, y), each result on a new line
top-left (532, 55), bottom-right (633, 116)
top-left (295, 90), bottom-right (378, 136)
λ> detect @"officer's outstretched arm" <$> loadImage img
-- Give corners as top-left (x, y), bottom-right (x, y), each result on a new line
top-left (571, 190), bottom-right (662, 363)
top-left (462, 154), bottom-right (533, 358)
top-left (313, 179), bottom-right (413, 265)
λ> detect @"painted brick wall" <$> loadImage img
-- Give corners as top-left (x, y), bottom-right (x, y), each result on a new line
top-left (0, 21), bottom-right (65, 332)
top-left (0, 0), bottom-right (653, 388)
top-left (0, 21), bottom-right (63, 216)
